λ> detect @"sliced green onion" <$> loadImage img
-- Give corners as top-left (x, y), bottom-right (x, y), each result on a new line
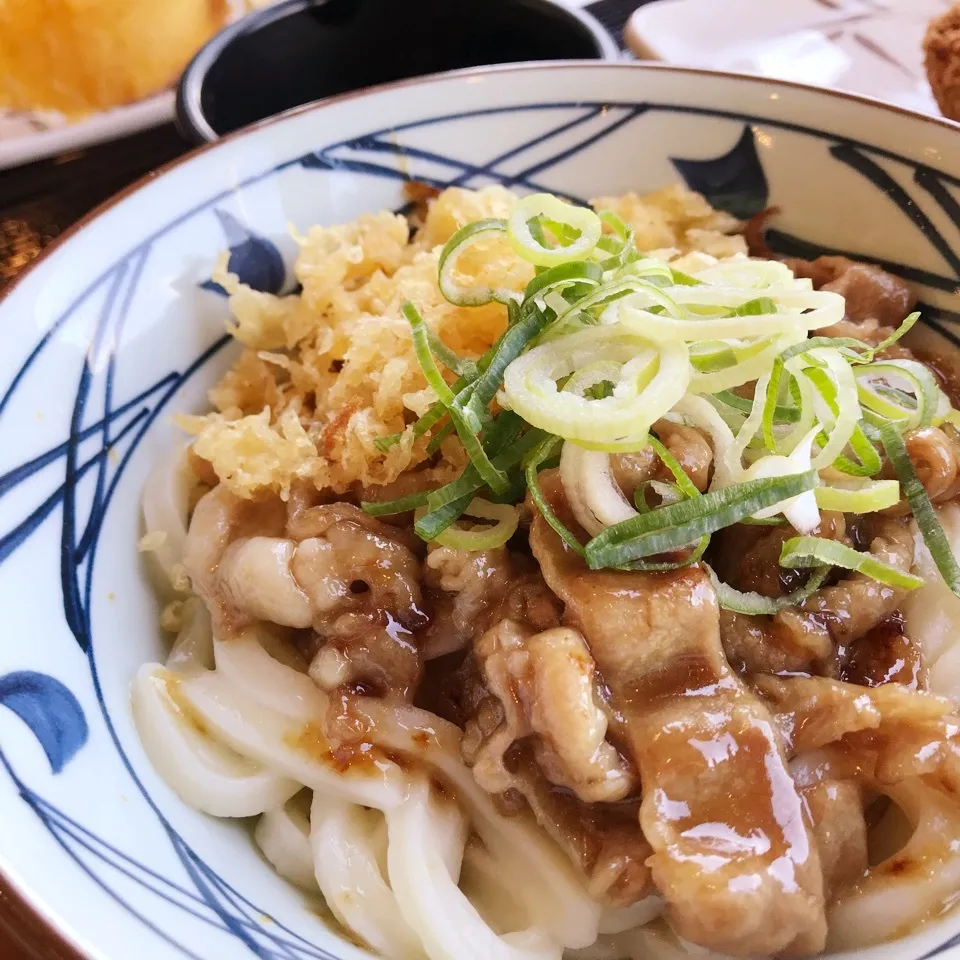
top-left (856, 359), bottom-right (939, 430)
top-left (714, 390), bottom-right (800, 423)
top-left (689, 341), bottom-right (739, 374)
top-left (623, 534), bottom-right (710, 571)
top-left (648, 435), bottom-right (700, 500)
top-left (417, 498), bottom-right (519, 550)
top-left (415, 494), bottom-right (473, 541)
top-left (731, 296), bottom-right (778, 316)
top-left (762, 340), bottom-right (860, 459)
top-left (597, 209), bottom-right (629, 240)
top-left (880, 422), bottom-right (960, 598)
top-left (426, 329), bottom-right (477, 380)
top-left (533, 216), bottom-right (581, 246)
top-left (692, 258), bottom-right (801, 290)
top-left (620, 288), bottom-right (844, 343)
top-left (362, 490), bottom-right (432, 517)
top-left (373, 433), bottom-right (402, 452)
top-left (707, 564), bottom-right (830, 615)
top-left (634, 480), bottom-right (685, 512)
top-left (596, 235), bottom-right (623, 256)
top-left (415, 424), bottom-right (544, 540)
top-left (455, 302), bottom-right (552, 430)
top-left (762, 341), bottom-right (820, 452)
top-left (503, 325), bottom-right (689, 449)
top-left (614, 439), bottom-right (708, 570)
top-left (585, 471), bottom-right (817, 568)
top-left (814, 479), bottom-right (900, 513)
top-left (437, 218), bottom-right (517, 306)
top-left (670, 269), bottom-right (702, 286)
top-left (523, 260), bottom-right (603, 302)
top-left (617, 257), bottom-right (675, 285)
top-left (448, 406), bottom-right (509, 494)
top-left (412, 374), bottom-right (472, 437)
top-left (425, 420), bottom-right (455, 455)
top-left (507, 194), bottom-right (602, 267)
top-left (690, 331), bottom-right (804, 395)
top-left (854, 311), bottom-right (920, 362)
top-left (797, 350), bottom-right (860, 469)
top-left (403, 301), bottom-right (456, 407)
top-left (423, 414), bottom-right (523, 511)
top-left (526, 436), bottom-right (585, 555)
top-left (831, 423), bottom-right (882, 477)
top-left (543, 276), bottom-right (682, 345)
top-left (780, 536), bottom-right (923, 591)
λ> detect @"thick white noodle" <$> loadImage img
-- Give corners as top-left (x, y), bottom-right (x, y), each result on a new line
top-left (597, 898), bottom-right (664, 935)
top-left (353, 700), bottom-right (601, 949)
top-left (141, 449), bottom-right (193, 595)
top-left (150, 601), bottom-right (602, 958)
top-left (828, 778), bottom-right (960, 950)
top-left (310, 794), bottom-right (424, 959)
top-left (177, 670), bottom-right (406, 809)
top-left (386, 777), bottom-right (560, 960)
top-left (903, 504), bottom-right (960, 700)
top-left (431, 791), bottom-right (469, 883)
top-left (131, 664), bottom-right (299, 817)
top-left (254, 799), bottom-right (319, 892)
top-left (460, 841), bottom-right (535, 935)
top-left (166, 598), bottom-right (214, 673)
top-left (571, 926), bottom-right (735, 959)
top-left (213, 629), bottom-right (324, 723)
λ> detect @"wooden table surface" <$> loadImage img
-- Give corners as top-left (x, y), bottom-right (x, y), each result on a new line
top-left (0, 0), bottom-right (638, 955)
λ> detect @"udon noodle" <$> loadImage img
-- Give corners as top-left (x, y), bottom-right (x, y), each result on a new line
top-left (135, 184), bottom-right (960, 958)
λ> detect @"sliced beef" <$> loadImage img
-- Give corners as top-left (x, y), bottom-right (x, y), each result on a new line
top-left (529, 483), bottom-right (827, 956)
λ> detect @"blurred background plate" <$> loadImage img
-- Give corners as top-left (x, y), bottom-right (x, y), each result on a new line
top-left (0, 94), bottom-right (175, 172)
top-left (625, 0), bottom-right (951, 115)
top-left (0, 0), bottom-right (619, 171)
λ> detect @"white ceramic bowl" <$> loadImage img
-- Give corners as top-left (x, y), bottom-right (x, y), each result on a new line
top-left (2, 62), bottom-right (960, 960)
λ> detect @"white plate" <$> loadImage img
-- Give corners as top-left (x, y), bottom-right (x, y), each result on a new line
top-left (0, 94), bottom-right (175, 171)
top-left (625, 0), bottom-right (952, 115)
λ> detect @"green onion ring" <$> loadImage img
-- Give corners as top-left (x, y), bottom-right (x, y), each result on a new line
top-left (585, 471), bottom-right (817, 568)
top-left (707, 564), bottom-right (831, 614)
top-left (437, 218), bottom-right (518, 306)
top-left (403, 301), bottom-right (456, 408)
top-left (525, 435), bottom-right (586, 555)
top-left (779, 535), bottom-right (923, 591)
top-left (417, 498), bottom-right (519, 550)
top-left (880, 422), bottom-right (960, 598)
top-left (507, 194), bottom-right (602, 267)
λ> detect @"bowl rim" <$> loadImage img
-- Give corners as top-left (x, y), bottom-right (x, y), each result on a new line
top-left (174, 0), bottom-right (621, 144)
top-left (3, 58), bottom-right (960, 960)
top-left (8, 57), bottom-right (960, 316)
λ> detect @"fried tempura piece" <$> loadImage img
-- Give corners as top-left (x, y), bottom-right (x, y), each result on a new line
top-left (925, 3), bottom-right (960, 122)
top-left (0, 0), bottom-right (229, 116)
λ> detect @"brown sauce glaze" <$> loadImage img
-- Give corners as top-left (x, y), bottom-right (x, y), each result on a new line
top-left (840, 614), bottom-right (925, 691)
top-left (529, 477), bottom-right (827, 956)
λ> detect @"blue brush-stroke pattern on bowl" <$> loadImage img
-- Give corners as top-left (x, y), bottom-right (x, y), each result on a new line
top-left (671, 124), bottom-right (769, 219)
top-left (0, 671), bottom-right (87, 774)
top-left (1, 99), bottom-right (960, 959)
top-left (201, 209), bottom-right (287, 296)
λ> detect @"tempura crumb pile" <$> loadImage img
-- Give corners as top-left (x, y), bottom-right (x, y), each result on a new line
top-left (180, 185), bottom-right (744, 498)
